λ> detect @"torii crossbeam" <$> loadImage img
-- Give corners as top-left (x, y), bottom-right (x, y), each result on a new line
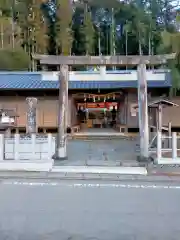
top-left (32, 53), bottom-right (175, 162)
top-left (33, 53), bottom-right (175, 66)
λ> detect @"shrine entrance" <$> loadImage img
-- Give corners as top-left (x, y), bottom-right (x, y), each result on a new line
top-left (73, 91), bottom-right (124, 131)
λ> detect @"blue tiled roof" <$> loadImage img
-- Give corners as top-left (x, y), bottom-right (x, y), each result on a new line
top-left (0, 72), bottom-right (171, 90)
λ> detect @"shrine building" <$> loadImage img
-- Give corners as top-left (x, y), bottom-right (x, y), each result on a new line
top-left (0, 69), bottom-right (178, 133)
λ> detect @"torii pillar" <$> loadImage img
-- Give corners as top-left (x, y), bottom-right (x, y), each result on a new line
top-left (56, 65), bottom-right (69, 159)
top-left (137, 63), bottom-right (149, 161)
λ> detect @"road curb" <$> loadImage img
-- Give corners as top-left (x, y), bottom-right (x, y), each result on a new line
top-left (150, 172), bottom-right (180, 177)
top-left (51, 166), bottom-right (147, 175)
top-left (0, 161), bottom-right (53, 172)
top-left (1, 166), bottom-right (180, 182)
top-left (0, 171), bottom-right (180, 182)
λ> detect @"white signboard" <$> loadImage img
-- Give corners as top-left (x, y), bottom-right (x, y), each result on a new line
top-left (130, 103), bottom-right (138, 117)
top-left (1, 116), bottom-right (14, 123)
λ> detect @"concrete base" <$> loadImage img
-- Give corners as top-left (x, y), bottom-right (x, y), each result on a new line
top-left (52, 146), bottom-right (67, 160)
top-left (52, 166), bottom-right (148, 175)
top-left (0, 160), bottom-right (53, 172)
top-left (53, 155), bottom-right (68, 161)
top-left (137, 155), bottom-right (152, 164)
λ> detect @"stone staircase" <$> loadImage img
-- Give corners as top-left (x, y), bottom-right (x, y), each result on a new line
top-left (72, 131), bottom-right (138, 140)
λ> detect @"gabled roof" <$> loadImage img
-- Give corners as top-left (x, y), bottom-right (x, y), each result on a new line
top-left (148, 98), bottom-right (179, 108)
top-left (0, 71), bottom-right (171, 90)
top-left (134, 98), bottom-right (179, 109)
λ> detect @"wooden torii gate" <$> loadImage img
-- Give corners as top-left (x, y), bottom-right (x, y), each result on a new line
top-left (33, 54), bottom-right (175, 161)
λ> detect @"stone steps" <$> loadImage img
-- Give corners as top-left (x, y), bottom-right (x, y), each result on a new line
top-left (72, 135), bottom-right (135, 140)
top-left (72, 131), bottom-right (138, 140)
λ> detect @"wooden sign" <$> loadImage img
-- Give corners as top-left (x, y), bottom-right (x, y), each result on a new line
top-left (130, 103), bottom-right (138, 116)
top-left (86, 103), bottom-right (105, 108)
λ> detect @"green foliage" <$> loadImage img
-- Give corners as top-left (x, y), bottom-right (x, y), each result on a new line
top-left (55, 0), bottom-right (73, 55)
top-left (17, 0), bottom-right (48, 55)
top-left (160, 27), bottom-right (180, 95)
top-left (81, 4), bottom-right (95, 55)
top-left (0, 47), bottom-right (30, 70)
top-left (0, 0), bottom-right (179, 78)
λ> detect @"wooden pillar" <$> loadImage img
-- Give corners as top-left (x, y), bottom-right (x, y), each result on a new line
top-left (55, 64), bottom-right (68, 160)
top-left (157, 104), bottom-right (162, 132)
top-left (157, 131), bottom-right (162, 161)
top-left (137, 63), bottom-right (149, 161)
top-left (65, 67), bottom-right (69, 129)
top-left (26, 97), bottom-right (37, 134)
top-left (5, 128), bottom-right (11, 137)
top-left (41, 65), bottom-right (47, 71)
top-left (168, 122), bottom-right (172, 148)
top-left (157, 104), bottom-right (164, 148)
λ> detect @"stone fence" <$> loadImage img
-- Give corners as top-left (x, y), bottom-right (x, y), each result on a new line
top-left (156, 132), bottom-right (180, 164)
top-left (0, 134), bottom-right (56, 161)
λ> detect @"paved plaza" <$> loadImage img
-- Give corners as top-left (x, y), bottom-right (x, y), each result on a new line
top-left (54, 138), bottom-right (138, 167)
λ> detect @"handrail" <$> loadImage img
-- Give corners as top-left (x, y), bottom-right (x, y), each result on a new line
top-left (149, 125), bottom-right (169, 131)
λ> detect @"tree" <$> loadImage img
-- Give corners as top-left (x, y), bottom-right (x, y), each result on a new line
top-left (30, 0), bottom-right (48, 54)
top-left (17, 0), bottom-right (48, 53)
top-left (55, 0), bottom-right (73, 55)
top-left (160, 13), bottom-right (180, 95)
top-left (0, 0), bottom-right (20, 49)
top-left (123, 4), bottom-right (149, 55)
top-left (71, 5), bottom-right (84, 55)
top-left (81, 1), bottom-right (95, 55)
top-left (0, 0), bottom-right (178, 71)
top-left (0, 47), bottom-right (30, 70)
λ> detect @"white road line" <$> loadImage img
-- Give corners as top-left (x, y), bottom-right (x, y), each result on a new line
top-left (2, 181), bottom-right (180, 189)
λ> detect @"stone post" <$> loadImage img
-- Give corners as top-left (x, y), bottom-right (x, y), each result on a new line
top-left (172, 132), bottom-right (177, 159)
top-left (26, 97), bottom-right (37, 134)
top-left (168, 122), bottom-right (172, 148)
top-left (137, 63), bottom-right (149, 162)
top-left (0, 134), bottom-right (4, 161)
top-left (55, 65), bottom-right (68, 160)
top-left (157, 131), bottom-right (162, 161)
top-left (100, 66), bottom-right (106, 80)
top-left (65, 68), bottom-right (69, 130)
top-left (5, 128), bottom-right (11, 137)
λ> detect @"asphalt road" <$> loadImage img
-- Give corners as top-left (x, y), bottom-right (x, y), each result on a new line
top-left (0, 179), bottom-right (180, 240)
